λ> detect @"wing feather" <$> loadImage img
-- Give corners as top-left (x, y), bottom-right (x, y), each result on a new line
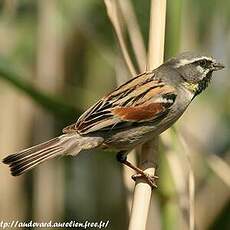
top-left (63, 71), bottom-right (177, 135)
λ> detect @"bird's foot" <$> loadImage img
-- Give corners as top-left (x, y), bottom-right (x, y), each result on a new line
top-left (116, 151), bottom-right (159, 189)
top-left (132, 173), bottom-right (158, 188)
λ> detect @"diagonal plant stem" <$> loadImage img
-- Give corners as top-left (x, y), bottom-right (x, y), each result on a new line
top-left (182, 128), bottom-right (230, 187)
top-left (207, 154), bottom-right (230, 188)
top-left (104, 0), bottom-right (137, 76)
top-left (0, 59), bottom-right (79, 120)
top-left (118, 0), bottom-right (147, 72)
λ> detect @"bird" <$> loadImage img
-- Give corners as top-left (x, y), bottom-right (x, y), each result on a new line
top-left (2, 51), bottom-right (224, 188)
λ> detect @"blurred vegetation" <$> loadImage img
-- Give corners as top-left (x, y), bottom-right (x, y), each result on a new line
top-left (0, 1), bottom-right (229, 230)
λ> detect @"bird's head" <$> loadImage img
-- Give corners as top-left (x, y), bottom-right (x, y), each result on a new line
top-left (166, 52), bottom-right (225, 96)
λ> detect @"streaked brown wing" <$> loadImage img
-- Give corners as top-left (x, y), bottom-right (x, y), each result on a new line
top-left (63, 71), bottom-right (177, 135)
top-left (111, 102), bottom-right (167, 121)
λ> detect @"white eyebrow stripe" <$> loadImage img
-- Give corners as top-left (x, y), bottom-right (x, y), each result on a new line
top-left (174, 56), bottom-right (214, 68)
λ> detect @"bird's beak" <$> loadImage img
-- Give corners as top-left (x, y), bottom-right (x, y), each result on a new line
top-left (212, 62), bottom-right (225, 71)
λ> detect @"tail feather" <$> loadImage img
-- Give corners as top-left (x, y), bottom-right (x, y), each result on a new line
top-left (4, 141), bottom-right (60, 165)
top-left (3, 134), bottom-right (76, 176)
top-left (9, 146), bottom-right (63, 176)
top-left (2, 133), bottom-right (104, 176)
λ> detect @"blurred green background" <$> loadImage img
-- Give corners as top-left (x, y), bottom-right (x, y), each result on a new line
top-left (0, 0), bottom-right (229, 230)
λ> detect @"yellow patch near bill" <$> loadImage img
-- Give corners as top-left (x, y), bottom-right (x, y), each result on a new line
top-left (182, 82), bottom-right (199, 93)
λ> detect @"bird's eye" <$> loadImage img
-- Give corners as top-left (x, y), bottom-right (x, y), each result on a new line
top-left (199, 59), bottom-right (208, 67)
top-left (199, 60), bottom-right (207, 66)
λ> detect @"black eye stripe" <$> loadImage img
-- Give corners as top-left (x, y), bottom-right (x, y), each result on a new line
top-left (196, 59), bottom-right (212, 67)
top-left (199, 60), bottom-right (206, 65)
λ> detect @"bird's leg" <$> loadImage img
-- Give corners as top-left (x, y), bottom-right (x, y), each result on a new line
top-left (116, 152), bottom-right (158, 188)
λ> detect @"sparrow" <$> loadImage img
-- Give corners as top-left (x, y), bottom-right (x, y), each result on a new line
top-left (2, 52), bottom-right (224, 188)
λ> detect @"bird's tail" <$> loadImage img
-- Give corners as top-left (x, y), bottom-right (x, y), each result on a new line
top-left (2, 133), bottom-right (103, 176)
